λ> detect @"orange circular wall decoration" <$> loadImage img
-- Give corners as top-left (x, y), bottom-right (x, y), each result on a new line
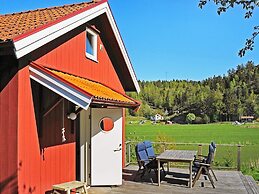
top-left (100, 117), bottom-right (114, 132)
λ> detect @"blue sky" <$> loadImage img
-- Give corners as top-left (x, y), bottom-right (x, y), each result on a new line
top-left (1, 0), bottom-right (258, 81)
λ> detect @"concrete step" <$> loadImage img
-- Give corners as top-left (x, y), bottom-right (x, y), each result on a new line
top-left (239, 172), bottom-right (259, 194)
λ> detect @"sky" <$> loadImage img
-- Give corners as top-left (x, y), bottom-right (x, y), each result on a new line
top-left (1, 0), bottom-right (259, 81)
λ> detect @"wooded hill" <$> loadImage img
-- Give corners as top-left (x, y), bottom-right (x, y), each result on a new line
top-left (128, 61), bottom-right (259, 123)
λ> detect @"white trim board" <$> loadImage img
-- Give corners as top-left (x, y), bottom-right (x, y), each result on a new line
top-left (14, 2), bottom-right (140, 93)
top-left (29, 66), bottom-right (92, 110)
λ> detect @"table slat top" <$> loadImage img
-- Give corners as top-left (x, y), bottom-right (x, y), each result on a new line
top-left (52, 181), bottom-right (86, 191)
top-left (157, 150), bottom-right (197, 161)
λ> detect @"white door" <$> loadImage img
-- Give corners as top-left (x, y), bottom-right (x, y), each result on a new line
top-left (91, 108), bottom-right (123, 186)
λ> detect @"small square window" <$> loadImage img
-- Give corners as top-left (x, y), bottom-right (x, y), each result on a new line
top-left (86, 28), bottom-right (98, 62)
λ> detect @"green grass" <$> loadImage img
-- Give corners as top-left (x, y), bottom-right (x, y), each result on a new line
top-left (126, 122), bottom-right (259, 145)
top-left (126, 118), bottom-right (259, 180)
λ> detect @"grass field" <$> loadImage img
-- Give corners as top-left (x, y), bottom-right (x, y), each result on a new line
top-left (125, 117), bottom-right (259, 180)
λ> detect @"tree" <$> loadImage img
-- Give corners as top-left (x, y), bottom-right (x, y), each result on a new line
top-left (198, 0), bottom-right (259, 57)
top-left (129, 63), bottom-right (259, 122)
top-left (186, 113), bottom-right (196, 124)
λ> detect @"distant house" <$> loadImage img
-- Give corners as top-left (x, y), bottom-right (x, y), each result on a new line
top-left (151, 114), bottom-right (164, 121)
top-left (240, 116), bottom-right (254, 122)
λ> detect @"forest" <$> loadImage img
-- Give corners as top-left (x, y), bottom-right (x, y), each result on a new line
top-left (128, 61), bottom-right (259, 123)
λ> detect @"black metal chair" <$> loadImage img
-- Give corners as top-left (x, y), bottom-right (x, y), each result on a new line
top-left (135, 142), bottom-right (163, 183)
top-left (143, 140), bottom-right (167, 170)
top-left (143, 140), bottom-right (157, 159)
top-left (192, 143), bottom-right (217, 188)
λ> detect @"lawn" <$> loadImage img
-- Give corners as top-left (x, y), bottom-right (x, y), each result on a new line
top-left (125, 118), bottom-right (259, 180)
top-left (126, 121), bottom-right (259, 145)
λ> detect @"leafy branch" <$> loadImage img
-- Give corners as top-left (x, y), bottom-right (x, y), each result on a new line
top-left (198, 0), bottom-right (259, 57)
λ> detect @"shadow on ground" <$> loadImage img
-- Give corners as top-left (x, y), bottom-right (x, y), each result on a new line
top-left (122, 168), bottom-right (190, 187)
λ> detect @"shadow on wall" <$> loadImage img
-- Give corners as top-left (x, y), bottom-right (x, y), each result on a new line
top-left (0, 161), bottom-right (37, 194)
top-left (31, 80), bottom-right (76, 152)
top-left (0, 173), bottom-right (18, 194)
top-left (0, 65), bottom-right (18, 93)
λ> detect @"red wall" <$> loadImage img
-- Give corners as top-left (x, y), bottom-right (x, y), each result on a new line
top-left (35, 30), bottom-right (125, 94)
top-left (17, 67), bottom-right (75, 193)
top-left (35, 29), bottom-right (128, 169)
top-left (0, 72), bottom-right (18, 194)
top-left (14, 26), bottom-right (128, 193)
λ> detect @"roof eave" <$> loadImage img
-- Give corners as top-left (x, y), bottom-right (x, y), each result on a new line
top-left (11, 0), bottom-right (140, 93)
top-left (0, 40), bottom-right (15, 56)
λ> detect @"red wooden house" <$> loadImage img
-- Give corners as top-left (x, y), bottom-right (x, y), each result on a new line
top-left (0, 1), bottom-right (140, 193)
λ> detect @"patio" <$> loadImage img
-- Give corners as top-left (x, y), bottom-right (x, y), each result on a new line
top-left (88, 165), bottom-right (258, 194)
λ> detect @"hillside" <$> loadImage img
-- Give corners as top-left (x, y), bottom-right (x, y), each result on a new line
top-left (128, 61), bottom-right (259, 123)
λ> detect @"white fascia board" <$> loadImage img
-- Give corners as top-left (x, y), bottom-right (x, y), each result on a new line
top-left (14, 2), bottom-right (140, 93)
top-left (105, 5), bottom-right (140, 93)
top-left (29, 66), bottom-right (92, 110)
top-left (14, 3), bottom-right (107, 59)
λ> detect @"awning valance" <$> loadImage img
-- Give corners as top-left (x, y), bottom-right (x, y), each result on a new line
top-left (29, 62), bottom-right (140, 110)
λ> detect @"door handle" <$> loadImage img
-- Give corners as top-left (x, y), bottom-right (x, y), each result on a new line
top-left (114, 144), bottom-right (122, 152)
top-left (114, 148), bottom-right (122, 152)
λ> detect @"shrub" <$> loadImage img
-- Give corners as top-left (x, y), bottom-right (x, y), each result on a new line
top-left (194, 116), bottom-right (203, 124)
top-left (153, 132), bottom-right (175, 154)
top-left (186, 113), bottom-right (196, 124)
top-left (212, 114), bottom-right (219, 122)
top-left (203, 114), bottom-right (210, 124)
top-left (223, 149), bottom-right (234, 167)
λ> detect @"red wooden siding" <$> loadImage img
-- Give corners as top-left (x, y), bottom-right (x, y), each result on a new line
top-left (0, 72), bottom-right (18, 194)
top-left (35, 29), bottom-right (125, 94)
top-left (17, 67), bottom-right (75, 193)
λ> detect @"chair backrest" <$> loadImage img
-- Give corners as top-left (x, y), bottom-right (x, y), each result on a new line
top-left (211, 142), bottom-right (216, 149)
top-left (143, 141), bottom-right (156, 159)
top-left (206, 144), bottom-right (215, 164)
top-left (135, 142), bottom-right (149, 166)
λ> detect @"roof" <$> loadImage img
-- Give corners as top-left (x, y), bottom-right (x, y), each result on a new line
top-left (0, 1), bottom-right (101, 41)
top-left (49, 69), bottom-right (139, 107)
top-left (240, 116), bottom-right (254, 119)
top-left (29, 62), bottom-right (140, 109)
top-left (0, 0), bottom-right (140, 93)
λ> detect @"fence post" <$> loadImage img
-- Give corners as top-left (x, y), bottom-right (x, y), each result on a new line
top-left (124, 141), bottom-right (127, 166)
top-left (237, 144), bottom-right (241, 171)
top-left (128, 143), bottom-right (131, 165)
top-left (198, 144), bottom-right (202, 160)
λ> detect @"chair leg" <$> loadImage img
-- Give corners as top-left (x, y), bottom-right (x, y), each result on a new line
top-left (140, 168), bottom-right (147, 179)
top-left (161, 164), bottom-right (166, 175)
top-left (192, 167), bottom-right (203, 187)
top-left (204, 168), bottom-right (215, 188)
top-left (134, 167), bottom-right (144, 181)
top-left (210, 167), bottom-right (218, 181)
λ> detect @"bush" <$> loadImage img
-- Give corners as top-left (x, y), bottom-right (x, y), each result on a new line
top-left (212, 114), bottom-right (219, 122)
top-left (194, 116), bottom-right (203, 124)
top-left (153, 132), bottom-right (175, 154)
top-left (203, 114), bottom-right (210, 124)
top-left (186, 113), bottom-right (196, 124)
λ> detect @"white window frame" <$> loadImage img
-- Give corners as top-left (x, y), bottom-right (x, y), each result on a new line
top-left (86, 27), bottom-right (98, 62)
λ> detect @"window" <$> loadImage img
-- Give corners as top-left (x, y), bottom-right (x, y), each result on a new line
top-left (86, 28), bottom-right (98, 62)
top-left (100, 117), bottom-right (114, 132)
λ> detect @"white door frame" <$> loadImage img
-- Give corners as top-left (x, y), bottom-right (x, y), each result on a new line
top-left (79, 109), bottom-right (91, 184)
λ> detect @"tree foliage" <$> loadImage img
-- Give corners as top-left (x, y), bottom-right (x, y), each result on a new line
top-left (128, 62), bottom-right (259, 122)
top-left (198, 0), bottom-right (259, 57)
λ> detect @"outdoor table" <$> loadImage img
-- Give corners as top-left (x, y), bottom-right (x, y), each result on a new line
top-left (156, 150), bottom-right (197, 188)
